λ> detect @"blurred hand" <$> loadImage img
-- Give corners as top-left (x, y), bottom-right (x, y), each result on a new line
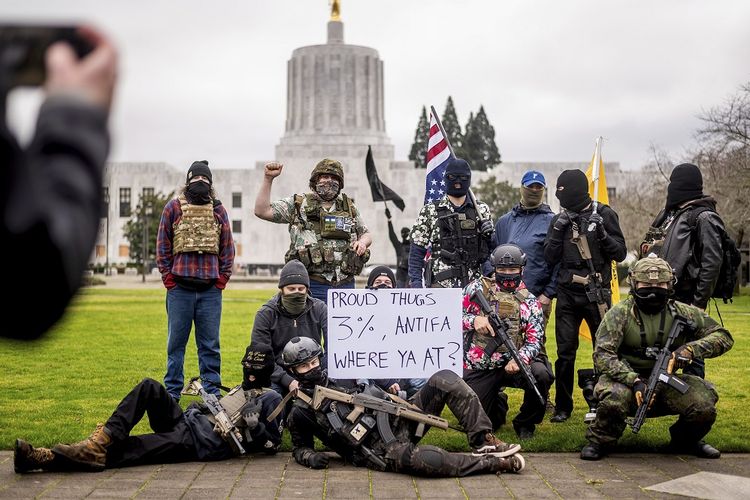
top-left (505, 359), bottom-right (520, 374)
top-left (473, 315), bottom-right (494, 336)
top-left (633, 378), bottom-right (652, 408)
top-left (308, 452), bottom-right (329, 469)
top-left (45, 25), bottom-right (118, 111)
top-left (537, 294), bottom-right (551, 306)
top-left (588, 213), bottom-right (608, 239)
top-left (553, 210), bottom-right (575, 232)
top-left (351, 239), bottom-right (367, 256)
top-left (264, 162), bottom-right (284, 179)
top-left (668, 345), bottom-right (694, 374)
top-left (387, 383), bottom-right (401, 394)
top-left (288, 379), bottom-right (299, 393)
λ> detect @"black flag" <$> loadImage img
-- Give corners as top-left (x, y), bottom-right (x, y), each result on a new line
top-left (365, 146), bottom-right (405, 211)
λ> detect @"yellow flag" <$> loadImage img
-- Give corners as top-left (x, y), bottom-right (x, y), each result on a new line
top-left (580, 138), bottom-right (620, 340)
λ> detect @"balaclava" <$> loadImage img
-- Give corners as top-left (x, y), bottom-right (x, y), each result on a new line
top-left (241, 343), bottom-right (275, 390)
top-left (186, 160), bottom-right (212, 204)
top-left (665, 163), bottom-right (703, 210)
top-left (555, 169), bottom-right (591, 212)
top-left (278, 260), bottom-right (309, 315)
top-left (444, 158), bottom-right (472, 197)
top-left (367, 265), bottom-right (396, 289)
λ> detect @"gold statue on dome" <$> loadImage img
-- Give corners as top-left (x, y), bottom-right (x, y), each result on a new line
top-left (330, 0), bottom-right (341, 21)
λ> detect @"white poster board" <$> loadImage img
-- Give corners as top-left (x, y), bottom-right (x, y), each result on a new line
top-left (326, 288), bottom-right (463, 378)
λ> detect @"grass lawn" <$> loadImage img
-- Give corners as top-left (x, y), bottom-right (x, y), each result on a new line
top-left (1, 287), bottom-right (748, 453)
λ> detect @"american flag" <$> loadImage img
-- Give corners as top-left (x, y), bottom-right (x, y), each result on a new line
top-left (424, 109), bottom-right (451, 204)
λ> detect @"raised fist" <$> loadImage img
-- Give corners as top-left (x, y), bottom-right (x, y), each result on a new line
top-left (264, 162), bottom-right (284, 179)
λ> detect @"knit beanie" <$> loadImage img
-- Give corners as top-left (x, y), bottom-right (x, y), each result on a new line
top-left (241, 343), bottom-right (275, 390)
top-left (555, 169), bottom-right (591, 212)
top-left (666, 163), bottom-right (703, 210)
top-left (366, 265), bottom-right (396, 288)
top-left (186, 160), bottom-right (212, 185)
top-left (279, 260), bottom-right (310, 288)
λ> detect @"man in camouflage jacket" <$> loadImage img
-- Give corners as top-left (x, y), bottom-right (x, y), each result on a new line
top-left (580, 256), bottom-right (733, 460)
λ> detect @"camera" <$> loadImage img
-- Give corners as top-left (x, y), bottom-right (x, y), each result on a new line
top-left (0, 24), bottom-right (93, 88)
top-left (577, 368), bottom-right (600, 424)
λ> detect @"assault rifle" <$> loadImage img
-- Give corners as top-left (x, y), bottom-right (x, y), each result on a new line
top-left (434, 210), bottom-right (470, 288)
top-left (570, 227), bottom-right (609, 322)
top-left (471, 290), bottom-right (545, 406)
top-left (630, 314), bottom-right (693, 434)
top-left (184, 377), bottom-right (246, 455)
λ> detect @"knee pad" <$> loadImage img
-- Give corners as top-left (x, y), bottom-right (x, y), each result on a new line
top-left (412, 445), bottom-right (446, 472)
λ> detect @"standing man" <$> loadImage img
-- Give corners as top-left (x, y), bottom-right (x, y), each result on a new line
top-left (157, 160), bottom-right (235, 401)
top-left (580, 256), bottom-right (733, 460)
top-left (250, 259), bottom-right (327, 398)
top-left (385, 208), bottom-right (411, 288)
top-left (493, 170), bottom-right (558, 326)
top-left (254, 160), bottom-right (372, 303)
top-left (640, 163), bottom-right (727, 378)
top-left (409, 158), bottom-right (494, 289)
top-left (544, 169), bottom-right (627, 423)
top-left (462, 244), bottom-right (553, 439)
top-left (282, 337), bottom-right (525, 477)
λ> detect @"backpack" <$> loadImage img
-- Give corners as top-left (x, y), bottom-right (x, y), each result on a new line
top-left (687, 207), bottom-right (742, 303)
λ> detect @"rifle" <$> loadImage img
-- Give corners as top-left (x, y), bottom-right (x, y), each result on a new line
top-left (570, 228), bottom-right (609, 323)
top-left (184, 377), bottom-right (246, 455)
top-left (434, 210), bottom-right (470, 288)
top-left (471, 290), bottom-right (545, 406)
top-left (630, 314), bottom-right (693, 434)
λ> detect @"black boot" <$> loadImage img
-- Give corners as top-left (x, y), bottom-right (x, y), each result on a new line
top-left (670, 440), bottom-right (721, 459)
top-left (580, 441), bottom-right (605, 461)
top-left (14, 439), bottom-right (55, 473)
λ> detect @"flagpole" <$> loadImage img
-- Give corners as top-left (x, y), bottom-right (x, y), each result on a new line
top-left (587, 136), bottom-right (603, 231)
top-left (429, 106), bottom-right (486, 219)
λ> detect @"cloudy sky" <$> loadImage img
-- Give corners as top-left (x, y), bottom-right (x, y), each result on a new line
top-left (3, 0), bottom-right (749, 171)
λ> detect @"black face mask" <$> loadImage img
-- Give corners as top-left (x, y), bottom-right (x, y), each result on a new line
top-left (496, 272), bottom-right (522, 292)
top-left (446, 173), bottom-right (470, 197)
top-left (368, 282), bottom-right (392, 290)
top-left (633, 287), bottom-right (670, 315)
top-left (187, 181), bottom-right (211, 204)
top-left (297, 366), bottom-right (327, 388)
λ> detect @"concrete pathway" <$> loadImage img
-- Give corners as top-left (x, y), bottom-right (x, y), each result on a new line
top-left (2, 451), bottom-right (748, 499)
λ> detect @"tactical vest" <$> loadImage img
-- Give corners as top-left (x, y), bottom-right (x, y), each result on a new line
top-left (465, 278), bottom-right (529, 369)
top-left (618, 302), bottom-right (688, 375)
top-left (433, 202), bottom-right (487, 268)
top-left (209, 385), bottom-right (262, 427)
top-left (172, 195), bottom-right (220, 254)
top-left (285, 193), bottom-right (370, 278)
top-left (561, 216), bottom-right (607, 274)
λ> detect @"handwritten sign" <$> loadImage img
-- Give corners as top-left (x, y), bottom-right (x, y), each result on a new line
top-left (326, 288), bottom-right (463, 378)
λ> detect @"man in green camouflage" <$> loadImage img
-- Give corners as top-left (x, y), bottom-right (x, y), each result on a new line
top-left (254, 159), bottom-right (372, 303)
top-left (580, 256), bottom-right (733, 460)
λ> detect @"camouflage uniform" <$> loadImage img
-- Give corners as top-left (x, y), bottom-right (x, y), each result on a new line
top-left (410, 197), bottom-right (492, 288)
top-left (270, 193), bottom-right (369, 285)
top-left (586, 295), bottom-right (733, 446)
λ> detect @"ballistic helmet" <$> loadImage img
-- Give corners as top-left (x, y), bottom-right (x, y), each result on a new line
top-left (309, 158), bottom-right (344, 190)
top-left (628, 255), bottom-right (674, 288)
top-left (281, 337), bottom-right (322, 368)
top-left (491, 244), bottom-right (527, 268)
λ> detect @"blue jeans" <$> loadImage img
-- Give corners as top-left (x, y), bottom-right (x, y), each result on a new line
top-left (164, 286), bottom-right (222, 400)
top-left (309, 279), bottom-right (354, 304)
top-left (400, 378), bottom-right (427, 398)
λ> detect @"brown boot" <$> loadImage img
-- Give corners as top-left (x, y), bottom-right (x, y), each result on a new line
top-left (52, 423), bottom-right (111, 470)
top-left (14, 439), bottom-right (55, 473)
top-left (471, 432), bottom-right (521, 458)
top-left (492, 453), bottom-right (526, 474)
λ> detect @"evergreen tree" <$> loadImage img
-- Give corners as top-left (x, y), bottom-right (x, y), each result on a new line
top-left (464, 105), bottom-right (501, 171)
top-left (473, 175), bottom-right (515, 216)
top-left (408, 106), bottom-right (430, 168)
top-left (441, 96), bottom-right (468, 159)
top-left (123, 190), bottom-right (173, 271)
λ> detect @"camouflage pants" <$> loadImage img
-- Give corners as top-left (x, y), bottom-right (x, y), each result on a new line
top-left (586, 373), bottom-right (718, 446)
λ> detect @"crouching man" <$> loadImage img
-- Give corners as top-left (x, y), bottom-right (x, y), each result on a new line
top-left (282, 337), bottom-right (526, 477)
top-left (15, 344), bottom-right (282, 473)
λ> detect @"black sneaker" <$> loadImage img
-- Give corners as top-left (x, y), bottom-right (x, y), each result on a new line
top-left (550, 410), bottom-right (570, 423)
top-left (514, 426), bottom-right (534, 440)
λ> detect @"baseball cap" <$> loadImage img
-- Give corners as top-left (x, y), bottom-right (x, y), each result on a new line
top-left (521, 170), bottom-right (546, 187)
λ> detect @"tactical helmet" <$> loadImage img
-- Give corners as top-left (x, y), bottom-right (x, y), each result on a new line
top-left (628, 255), bottom-right (675, 289)
top-left (281, 336), bottom-right (322, 369)
top-left (491, 244), bottom-right (527, 268)
top-left (309, 158), bottom-right (344, 190)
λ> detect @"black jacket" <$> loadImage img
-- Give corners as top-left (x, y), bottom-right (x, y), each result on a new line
top-left (653, 197), bottom-right (724, 308)
top-left (1, 96), bottom-right (109, 339)
top-left (250, 293), bottom-right (328, 389)
top-left (544, 204), bottom-right (627, 289)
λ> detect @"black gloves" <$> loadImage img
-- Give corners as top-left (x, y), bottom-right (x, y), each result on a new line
top-left (633, 379), bottom-right (647, 407)
top-left (553, 210), bottom-right (575, 232)
top-left (308, 451), bottom-right (330, 469)
top-left (588, 213), bottom-right (608, 240)
top-left (385, 208), bottom-right (392, 220)
top-left (479, 219), bottom-right (494, 238)
top-left (240, 398), bottom-right (262, 431)
top-left (668, 344), bottom-right (694, 373)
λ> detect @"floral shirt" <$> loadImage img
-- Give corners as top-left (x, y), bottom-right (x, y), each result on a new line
top-left (461, 279), bottom-right (544, 370)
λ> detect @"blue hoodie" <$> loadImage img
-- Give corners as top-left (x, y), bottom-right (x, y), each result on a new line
top-left (492, 203), bottom-right (558, 298)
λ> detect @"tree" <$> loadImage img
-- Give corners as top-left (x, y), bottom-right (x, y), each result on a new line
top-left (123, 191), bottom-right (173, 270)
top-left (408, 106), bottom-right (430, 168)
top-left (441, 96), bottom-right (468, 159)
top-left (463, 105), bottom-right (501, 171)
top-left (472, 175), bottom-right (516, 218)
